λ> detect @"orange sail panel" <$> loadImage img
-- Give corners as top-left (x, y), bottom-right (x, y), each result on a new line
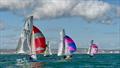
top-left (32, 26), bottom-right (46, 54)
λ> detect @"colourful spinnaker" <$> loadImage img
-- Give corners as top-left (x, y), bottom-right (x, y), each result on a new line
top-left (64, 35), bottom-right (77, 53)
top-left (90, 44), bottom-right (98, 55)
top-left (32, 25), bottom-right (46, 54)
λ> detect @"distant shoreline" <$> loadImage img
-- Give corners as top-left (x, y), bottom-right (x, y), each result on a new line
top-left (0, 48), bottom-right (120, 54)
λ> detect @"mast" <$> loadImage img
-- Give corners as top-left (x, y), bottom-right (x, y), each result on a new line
top-left (91, 40), bottom-right (94, 45)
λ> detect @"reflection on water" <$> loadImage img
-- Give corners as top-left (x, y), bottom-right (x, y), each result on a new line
top-left (15, 62), bottom-right (44, 68)
top-left (30, 62), bottom-right (44, 68)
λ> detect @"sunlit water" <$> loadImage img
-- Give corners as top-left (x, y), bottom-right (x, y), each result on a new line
top-left (0, 54), bottom-right (120, 68)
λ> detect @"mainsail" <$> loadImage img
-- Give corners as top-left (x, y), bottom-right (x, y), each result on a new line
top-left (57, 29), bottom-right (65, 56)
top-left (16, 16), bottom-right (33, 54)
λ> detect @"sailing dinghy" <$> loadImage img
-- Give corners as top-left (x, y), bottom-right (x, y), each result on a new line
top-left (16, 16), bottom-right (33, 54)
top-left (16, 16), bottom-right (46, 61)
top-left (87, 40), bottom-right (98, 57)
top-left (57, 29), bottom-right (77, 60)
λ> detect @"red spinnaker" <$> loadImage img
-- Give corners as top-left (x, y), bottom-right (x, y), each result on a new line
top-left (32, 26), bottom-right (46, 54)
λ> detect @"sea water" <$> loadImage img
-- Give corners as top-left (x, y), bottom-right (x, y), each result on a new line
top-left (0, 54), bottom-right (120, 68)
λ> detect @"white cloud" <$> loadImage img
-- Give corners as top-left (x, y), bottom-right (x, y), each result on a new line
top-left (30, 0), bottom-right (111, 20)
top-left (0, 0), bottom-right (32, 10)
top-left (31, 0), bottom-right (77, 19)
top-left (0, 0), bottom-right (118, 23)
top-left (71, 0), bottom-right (111, 20)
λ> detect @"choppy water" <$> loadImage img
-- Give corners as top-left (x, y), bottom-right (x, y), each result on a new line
top-left (0, 54), bottom-right (120, 68)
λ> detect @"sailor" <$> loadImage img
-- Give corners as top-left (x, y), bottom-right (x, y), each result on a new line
top-left (29, 54), bottom-right (37, 62)
top-left (29, 56), bottom-right (33, 61)
top-left (64, 55), bottom-right (72, 60)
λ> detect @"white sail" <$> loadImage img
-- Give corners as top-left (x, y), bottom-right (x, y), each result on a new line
top-left (48, 42), bottom-right (52, 55)
top-left (44, 41), bottom-right (52, 56)
top-left (24, 16), bottom-right (33, 54)
top-left (16, 16), bottom-right (33, 54)
top-left (87, 40), bottom-right (93, 55)
top-left (87, 47), bottom-right (91, 54)
top-left (57, 29), bottom-right (65, 56)
top-left (44, 47), bottom-right (48, 56)
top-left (16, 32), bottom-right (27, 54)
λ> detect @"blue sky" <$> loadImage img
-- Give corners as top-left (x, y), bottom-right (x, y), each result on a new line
top-left (0, 0), bottom-right (120, 49)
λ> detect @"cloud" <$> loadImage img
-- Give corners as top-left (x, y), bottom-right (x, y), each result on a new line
top-left (0, 0), bottom-right (32, 10)
top-left (0, 0), bottom-right (119, 23)
top-left (31, 0), bottom-right (78, 19)
top-left (30, 0), bottom-right (111, 20)
top-left (71, 0), bottom-right (111, 20)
